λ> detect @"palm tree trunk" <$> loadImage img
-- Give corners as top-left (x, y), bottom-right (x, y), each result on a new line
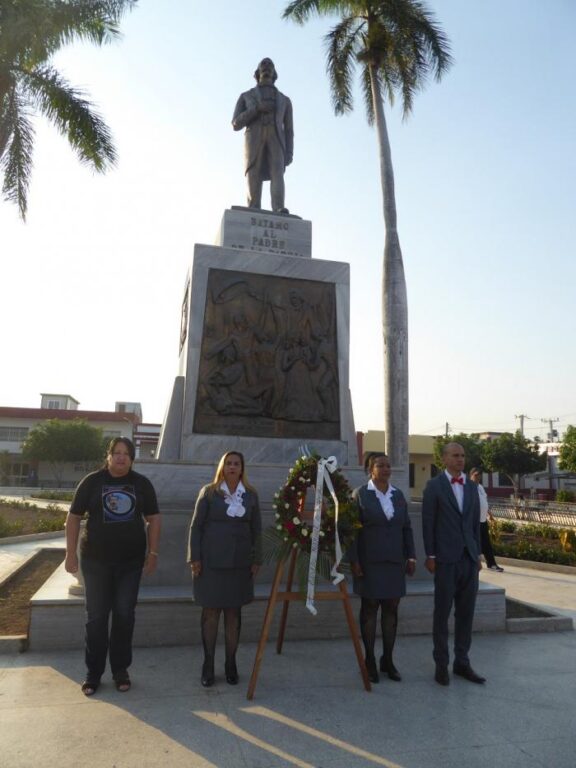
top-left (368, 64), bottom-right (409, 496)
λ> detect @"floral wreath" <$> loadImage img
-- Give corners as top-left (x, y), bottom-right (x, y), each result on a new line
top-left (262, 454), bottom-right (361, 583)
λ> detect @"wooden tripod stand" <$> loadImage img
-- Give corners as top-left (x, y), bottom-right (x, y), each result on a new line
top-left (246, 548), bottom-right (371, 699)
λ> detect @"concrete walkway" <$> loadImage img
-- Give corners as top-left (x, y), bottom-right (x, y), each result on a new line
top-left (0, 534), bottom-right (575, 767)
top-left (1, 631), bottom-right (575, 768)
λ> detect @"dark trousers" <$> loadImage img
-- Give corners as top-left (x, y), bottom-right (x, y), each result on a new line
top-left (433, 554), bottom-right (478, 668)
top-left (480, 521), bottom-right (497, 567)
top-left (81, 556), bottom-right (143, 680)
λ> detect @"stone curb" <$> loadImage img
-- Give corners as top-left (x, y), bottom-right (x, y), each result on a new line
top-left (0, 530), bottom-right (65, 546)
top-left (497, 556), bottom-right (576, 575)
top-left (507, 616), bottom-right (574, 632)
top-left (0, 635), bottom-right (28, 654)
top-left (0, 550), bottom-right (39, 590)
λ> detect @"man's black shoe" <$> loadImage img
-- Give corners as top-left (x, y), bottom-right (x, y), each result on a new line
top-left (435, 666), bottom-right (449, 686)
top-left (453, 664), bottom-right (486, 684)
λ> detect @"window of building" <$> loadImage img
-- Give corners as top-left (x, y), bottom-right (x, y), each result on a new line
top-left (0, 426), bottom-right (29, 442)
top-left (48, 400), bottom-right (62, 409)
top-left (409, 463), bottom-right (415, 488)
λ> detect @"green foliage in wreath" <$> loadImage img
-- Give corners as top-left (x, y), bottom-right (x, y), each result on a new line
top-left (262, 454), bottom-right (361, 588)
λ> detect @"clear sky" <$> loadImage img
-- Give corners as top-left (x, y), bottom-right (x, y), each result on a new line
top-left (2, 0), bottom-right (575, 443)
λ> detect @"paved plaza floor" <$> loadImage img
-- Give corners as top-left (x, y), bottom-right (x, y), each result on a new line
top-left (1, 535), bottom-right (575, 767)
top-left (1, 615), bottom-right (575, 767)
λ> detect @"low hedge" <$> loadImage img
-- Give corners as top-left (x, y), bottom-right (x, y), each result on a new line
top-left (491, 519), bottom-right (576, 565)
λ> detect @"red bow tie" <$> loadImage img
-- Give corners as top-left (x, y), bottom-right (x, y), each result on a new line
top-left (451, 476), bottom-right (463, 485)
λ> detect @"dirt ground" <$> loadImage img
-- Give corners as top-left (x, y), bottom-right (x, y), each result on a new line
top-left (0, 502), bottom-right (66, 536)
top-left (0, 549), bottom-right (65, 634)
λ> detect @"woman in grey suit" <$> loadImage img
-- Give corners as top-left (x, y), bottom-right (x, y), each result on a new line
top-left (188, 452), bottom-right (261, 687)
top-left (350, 454), bottom-right (416, 683)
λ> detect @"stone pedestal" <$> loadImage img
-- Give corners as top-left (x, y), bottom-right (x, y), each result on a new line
top-left (157, 208), bottom-right (358, 467)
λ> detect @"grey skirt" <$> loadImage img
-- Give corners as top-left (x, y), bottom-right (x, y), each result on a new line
top-left (193, 565), bottom-right (254, 608)
top-left (353, 561), bottom-right (406, 600)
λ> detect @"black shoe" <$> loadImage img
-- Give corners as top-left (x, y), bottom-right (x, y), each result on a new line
top-left (225, 659), bottom-right (239, 685)
top-left (365, 656), bottom-right (379, 684)
top-left (453, 664), bottom-right (486, 684)
top-left (201, 661), bottom-right (215, 687)
top-left (380, 656), bottom-right (402, 681)
top-left (435, 665), bottom-right (450, 686)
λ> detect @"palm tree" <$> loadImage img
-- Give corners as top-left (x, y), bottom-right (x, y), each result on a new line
top-left (0, 0), bottom-right (136, 219)
top-left (283, 0), bottom-right (451, 490)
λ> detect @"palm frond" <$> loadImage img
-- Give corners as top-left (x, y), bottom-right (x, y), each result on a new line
top-left (0, 0), bottom-right (137, 66)
top-left (324, 15), bottom-right (364, 115)
top-left (1, 91), bottom-right (34, 220)
top-left (22, 66), bottom-right (116, 170)
top-left (282, 0), bottom-right (322, 24)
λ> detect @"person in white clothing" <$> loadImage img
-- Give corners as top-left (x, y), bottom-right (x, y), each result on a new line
top-left (470, 468), bottom-right (503, 572)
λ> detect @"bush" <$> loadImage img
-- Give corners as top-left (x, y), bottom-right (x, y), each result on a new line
top-left (0, 515), bottom-right (25, 537)
top-left (0, 497), bottom-right (38, 511)
top-left (556, 490), bottom-right (575, 503)
top-left (495, 520), bottom-right (517, 534)
top-left (493, 540), bottom-right (576, 566)
top-left (520, 523), bottom-right (559, 540)
top-left (35, 515), bottom-right (67, 532)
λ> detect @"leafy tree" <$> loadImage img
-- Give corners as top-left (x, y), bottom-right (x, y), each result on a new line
top-left (434, 433), bottom-right (484, 474)
top-left (558, 425), bottom-right (576, 472)
top-left (283, 0), bottom-right (451, 494)
top-left (22, 418), bottom-right (104, 485)
top-left (0, 0), bottom-right (136, 219)
top-left (481, 431), bottom-right (546, 495)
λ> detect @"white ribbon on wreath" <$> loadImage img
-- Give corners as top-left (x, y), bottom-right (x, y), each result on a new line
top-left (306, 455), bottom-right (344, 616)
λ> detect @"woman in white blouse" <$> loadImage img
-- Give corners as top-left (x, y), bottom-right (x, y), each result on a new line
top-left (188, 452), bottom-right (261, 687)
top-left (349, 454), bottom-right (416, 683)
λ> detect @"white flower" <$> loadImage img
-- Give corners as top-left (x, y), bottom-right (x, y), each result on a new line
top-left (274, 493), bottom-right (279, 498)
top-left (319, 531), bottom-right (325, 537)
top-left (292, 516), bottom-right (301, 525)
top-left (283, 536), bottom-right (288, 541)
top-left (285, 503), bottom-right (290, 509)
top-left (275, 513), bottom-right (280, 520)
top-left (292, 542), bottom-right (299, 548)
top-left (298, 477), bottom-right (305, 483)
top-left (291, 486), bottom-right (296, 491)
top-left (301, 528), bottom-right (309, 537)
top-left (277, 524), bottom-right (282, 530)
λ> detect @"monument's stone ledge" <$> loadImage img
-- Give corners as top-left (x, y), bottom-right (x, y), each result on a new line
top-left (217, 207), bottom-right (312, 259)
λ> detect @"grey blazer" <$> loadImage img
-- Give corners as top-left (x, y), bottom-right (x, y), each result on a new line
top-left (349, 485), bottom-right (415, 565)
top-left (422, 474), bottom-right (480, 563)
top-left (188, 486), bottom-right (262, 570)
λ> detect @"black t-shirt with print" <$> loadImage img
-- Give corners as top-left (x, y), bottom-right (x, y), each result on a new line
top-left (70, 468), bottom-right (159, 563)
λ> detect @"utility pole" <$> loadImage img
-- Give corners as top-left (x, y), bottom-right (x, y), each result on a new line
top-left (541, 417), bottom-right (559, 443)
top-left (445, 422), bottom-right (450, 438)
top-left (515, 414), bottom-right (530, 436)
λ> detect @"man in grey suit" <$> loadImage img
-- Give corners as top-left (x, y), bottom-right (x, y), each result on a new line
top-left (232, 58), bottom-right (294, 213)
top-left (422, 442), bottom-right (485, 685)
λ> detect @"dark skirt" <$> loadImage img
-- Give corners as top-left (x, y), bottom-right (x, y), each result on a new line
top-left (193, 566), bottom-right (254, 608)
top-left (353, 561), bottom-right (406, 600)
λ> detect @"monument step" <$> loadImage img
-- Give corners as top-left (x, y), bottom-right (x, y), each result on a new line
top-left (28, 564), bottom-right (506, 651)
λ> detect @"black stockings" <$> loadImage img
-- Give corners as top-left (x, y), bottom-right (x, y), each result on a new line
top-left (200, 607), bottom-right (242, 670)
top-left (359, 597), bottom-right (400, 667)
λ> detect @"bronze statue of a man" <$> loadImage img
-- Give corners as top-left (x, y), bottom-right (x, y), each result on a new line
top-left (232, 58), bottom-right (294, 214)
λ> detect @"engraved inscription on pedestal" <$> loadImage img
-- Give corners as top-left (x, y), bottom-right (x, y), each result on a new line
top-left (194, 269), bottom-right (340, 439)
